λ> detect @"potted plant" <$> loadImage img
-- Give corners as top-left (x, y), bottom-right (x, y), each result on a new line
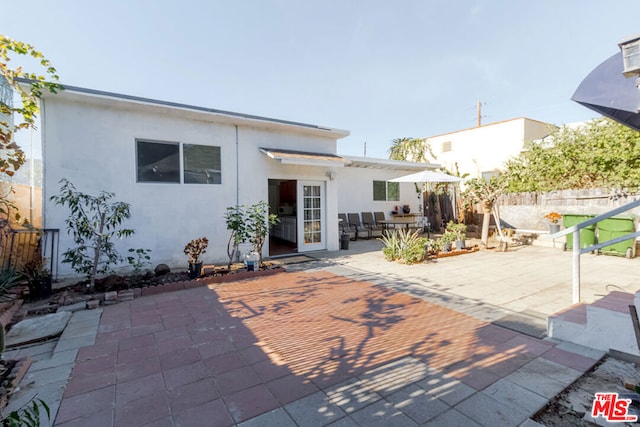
top-left (439, 231), bottom-right (456, 252)
top-left (22, 259), bottom-right (52, 300)
top-left (184, 237), bottom-right (208, 279)
top-left (447, 221), bottom-right (467, 250)
top-left (544, 212), bottom-right (562, 234)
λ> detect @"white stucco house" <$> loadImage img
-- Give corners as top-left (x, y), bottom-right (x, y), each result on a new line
top-left (425, 117), bottom-right (556, 180)
top-left (37, 85), bottom-right (437, 276)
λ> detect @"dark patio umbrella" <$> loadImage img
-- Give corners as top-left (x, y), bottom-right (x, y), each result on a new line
top-left (571, 52), bottom-right (640, 131)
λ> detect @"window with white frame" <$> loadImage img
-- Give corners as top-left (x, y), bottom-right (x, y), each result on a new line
top-left (136, 140), bottom-right (221, 184)
top-left (373, 180), bottom-right (400, 201)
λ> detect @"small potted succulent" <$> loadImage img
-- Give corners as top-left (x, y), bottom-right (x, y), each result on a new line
top-left (22, 259), bottom-right (52, 300)
top-left (544, 212), bottom-right (562, 234)
top-left (184, 237), bottom-right (208, 279)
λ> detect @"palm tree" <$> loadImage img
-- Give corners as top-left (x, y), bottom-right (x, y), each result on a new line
top-left (388, 137), bottom-right (435, 163)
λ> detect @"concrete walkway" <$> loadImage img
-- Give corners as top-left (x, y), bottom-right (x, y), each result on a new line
top-left (6, 242), bottom-right (636, 426)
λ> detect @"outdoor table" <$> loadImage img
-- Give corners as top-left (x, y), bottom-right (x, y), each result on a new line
top-left (378, 218), bottom-right (418, 231)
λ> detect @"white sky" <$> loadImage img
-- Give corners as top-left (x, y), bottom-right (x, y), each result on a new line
top-left (3, 0), bottom-right (638, 158)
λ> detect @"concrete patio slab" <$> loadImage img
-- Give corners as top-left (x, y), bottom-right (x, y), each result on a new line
top-left (6, 311), bottom-right (72, 347)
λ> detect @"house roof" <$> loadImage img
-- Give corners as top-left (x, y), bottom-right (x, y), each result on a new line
top-left (38, 81), bottom-right (350, 139)
top-left (424, 117), bottom-right (555, 140)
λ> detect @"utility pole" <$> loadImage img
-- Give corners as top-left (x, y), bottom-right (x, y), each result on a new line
top-left (477, 100), bottom-right (482, 127)
top-left (364, 141), bottom-right (367, 157)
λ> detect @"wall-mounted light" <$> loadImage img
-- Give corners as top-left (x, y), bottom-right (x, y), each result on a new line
top-left (326, 171), bottom-right (337, 181)
top-left (619, 33), bottom-right (640, 78)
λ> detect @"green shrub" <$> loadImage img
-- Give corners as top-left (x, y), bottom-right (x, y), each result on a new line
top-left (401, 237), bottom-right (430, 264)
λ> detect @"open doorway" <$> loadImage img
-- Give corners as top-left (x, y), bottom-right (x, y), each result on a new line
top-left (268, 179), bottom-right (298, 256)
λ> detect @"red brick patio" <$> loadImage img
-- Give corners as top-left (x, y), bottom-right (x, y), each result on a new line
top-left (54, 270), bottom-right (598, 426)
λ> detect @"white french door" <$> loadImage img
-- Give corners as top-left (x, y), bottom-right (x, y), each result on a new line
top-left (297, 181), bottom-right (326, 252)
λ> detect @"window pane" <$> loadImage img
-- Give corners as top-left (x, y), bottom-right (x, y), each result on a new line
top-left (183, 144), bottom-right (221, 184)
top-left (387, 182), bottom-right (400, 201)
top-left (373, 181), bottom-right (386, 201)
top-left (137, 141), bottom-right (180, 183)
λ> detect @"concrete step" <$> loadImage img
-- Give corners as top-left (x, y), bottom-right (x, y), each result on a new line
top-left (548, 290), bottom-right (639, 355)
top-left (548, 303), bottom-right (587, 326)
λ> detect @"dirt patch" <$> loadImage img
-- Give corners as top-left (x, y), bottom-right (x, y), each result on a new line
top-left (535, 355), bottom-right (640, 426)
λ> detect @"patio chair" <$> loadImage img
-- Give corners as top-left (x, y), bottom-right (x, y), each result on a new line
top-left (374, 212), bottom-right (391, 231)
top-left (338, 213), bottom-right (357, 240)
top-left (347, 213), bottom-right (371, 240)
top-left (361, 212), bottom-right (384, 237)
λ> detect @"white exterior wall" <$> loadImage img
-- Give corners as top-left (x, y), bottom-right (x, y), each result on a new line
top-left (336, 167), bottom-right (423, 218)
top-left (42, 92), bottom-right (342, 276)
top-left (427, 118), bottom-right (554, 179)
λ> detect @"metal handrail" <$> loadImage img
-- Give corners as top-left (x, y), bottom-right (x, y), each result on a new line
top-left (548, 198), bottom-right (640, 303)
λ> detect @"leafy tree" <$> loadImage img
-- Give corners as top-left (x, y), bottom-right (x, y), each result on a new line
top-left (0, 35), bottom-right (61, 225)
top-left (461, 177), bottom-right (506, 246)
top-left (0, 35), bottom-right (61, 178)
top-left (224, 206), bottom-right (249, 269)
top-left (224, 201), bottom-right (278, 268)
top-left (502, 118), bottom-right (640, 192)
top-left (50, 179), bottom-right (134, 291)
top-left (245, 201), bottom-right (278, 265)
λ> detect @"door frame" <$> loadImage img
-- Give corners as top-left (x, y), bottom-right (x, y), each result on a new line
top-left (296, 180), bottom-right (326, 252)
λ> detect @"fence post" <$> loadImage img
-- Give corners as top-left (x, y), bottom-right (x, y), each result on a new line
top-left (572, 230), bottom-right (581, 304)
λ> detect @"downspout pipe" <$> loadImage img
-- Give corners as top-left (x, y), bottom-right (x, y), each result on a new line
top-left (235, 125), bottom-right (239, 206)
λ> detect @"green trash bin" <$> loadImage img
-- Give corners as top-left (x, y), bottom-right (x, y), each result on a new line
top-left (596, 216), bottom-right (636, 258)
top-left (562, 214), bottom-right (596, 250)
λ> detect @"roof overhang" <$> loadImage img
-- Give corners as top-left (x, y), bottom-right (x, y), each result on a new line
top-left (342, 155), bottom-right (440, 171)
top-left (260, 148), bottom-right (348, 167)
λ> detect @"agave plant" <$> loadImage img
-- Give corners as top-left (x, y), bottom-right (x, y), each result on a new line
top-left (0, 270), bottom-right (23, 302)
top-left (380, 229), bottom-right (426, 263)
top-left (379, 230), bottom-right (400, 261)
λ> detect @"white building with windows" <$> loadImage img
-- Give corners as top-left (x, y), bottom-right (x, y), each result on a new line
top-left (38, 85), bottom-right (436, 275)
top-left (425, 117), bottom-right (556, 179)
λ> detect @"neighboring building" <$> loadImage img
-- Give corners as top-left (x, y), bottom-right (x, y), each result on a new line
top-left (37, 85), bottom-right (436, 276)
top-left (425, 117), bottom-right (556, 180)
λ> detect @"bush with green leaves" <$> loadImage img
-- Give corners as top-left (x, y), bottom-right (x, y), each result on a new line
top-left (126, 248), bottom-right (152, 274)
top-left (446, 221), bottom-right (467, 241)
top-left (50, 179), bottom-right (135, 291)
top-left (1, 396), bottom-right (49, 427)
top-left (501, 118), bottom-right (640, 192)
top-left (424, 238), bottom-right (441, 257)
top-left (401, 236), bottom-right (430, 265)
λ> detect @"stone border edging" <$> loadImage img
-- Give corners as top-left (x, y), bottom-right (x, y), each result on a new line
top-left (135, 267), bottom-right (286, 298)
